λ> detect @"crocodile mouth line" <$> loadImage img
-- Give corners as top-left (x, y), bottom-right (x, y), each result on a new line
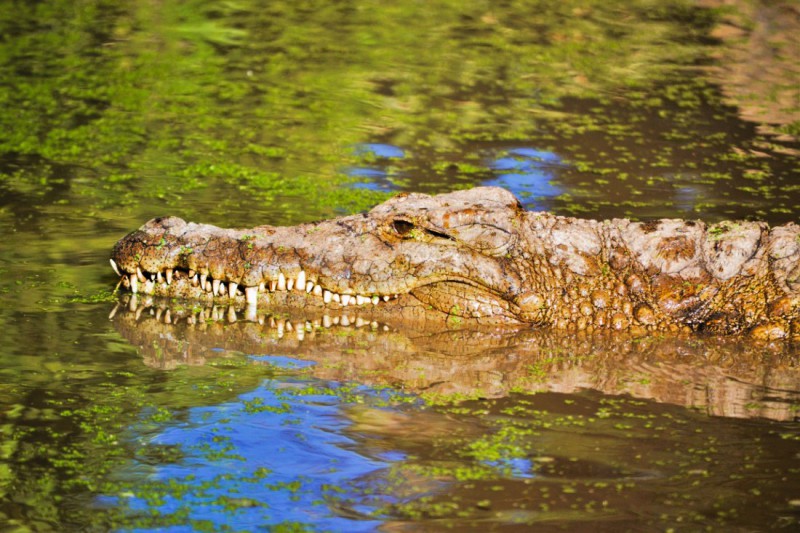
top-left (110, 258), bottom-right (514, 321)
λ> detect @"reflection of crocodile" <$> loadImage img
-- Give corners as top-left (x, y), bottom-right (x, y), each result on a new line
top-left (111, 296), bottom-right (800, 420)
top-left (111, 187), bottom-right (800, 340)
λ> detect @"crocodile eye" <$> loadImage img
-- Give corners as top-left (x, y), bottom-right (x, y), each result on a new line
top-left (391, 219), bottom-right (455, 241)
top-left (392, 219), bottom-right (416, 237)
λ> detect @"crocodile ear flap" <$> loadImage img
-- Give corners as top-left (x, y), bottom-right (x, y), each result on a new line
top-left (455, 224), bottom-right (516, 256)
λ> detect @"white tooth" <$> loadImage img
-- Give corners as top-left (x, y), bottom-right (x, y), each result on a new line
top-left (383, 325), bottom-right (390, 331)
top-left (164, 309), bottom-right (171, 324)
top-left (157, 271), bottom-right (163, 283)
top-left (137, 267), bottom-right (146, 282)
top-left (332, 293), bottom-right (340, 303)
top-left (323, 290), bottom-right (332, 304)
top-left (313, 284), bottom-right (322, 296)
top-left (201, 273), bottom-right (208, 287)
top-left (144, 280), bottom-right (155, 294)
top-left (277, 320), bottom-right (285, 338)
top-left (356, 318), bottom-right (367, 327)
top-left (130, 275), bottom-right (138, 294)
top-left (383, 295), bottom-right (390, 302)
top-left (245, 305), bottom-right (257, 322)
top-left (198, 309), bottom-right (207, 322)
top-left (189, 269), bottom-right (195, 278)
top-left (258, 316), bottom-right (264, 325)
top-left (306, 281), bottom-right (314, 293)
top-left (370, 321), bottom-right (378, 329)
top-left (259, 282), bottom-right (266, 292)
top-left (323, 315), bottom-right (332, 328)
top-left (109, 258), bottom-right (121, 276)
top-left (191, 274), bottom-right (199, 286)
top-left (270, 280), bottom-right (277, 291)
top-left (205, 281), bottom-right (212, 292)
top-left (245, 286), bottom-right (258, 304)
top-left (277, 273), bottom-right (286, 291)
top-left (166, 269), bottom-right (173, 285)
top-left (333, 316), bottom-right (340, 325)
top-left (356, 295), bottom-right (366, 305)
top-left (296, 270), bottom-right (306, 291)
top-left (372, 296), bottom-right (379, 305)
top-left (341, 316), bottom-right (350, 326)
top-left (287, 278), bottom-right (294, 291)
top-left (286, 321), bottom-right (293, 332)
top-left (341, 294), bottom-right (351, 306)
top-left (218, 282), bottom-right (227, 297)
top-left (150, 273), bottom-right (155, 282)
top-left (297, 328), bottom-right (305, 341)
top-left (229, 282), bottom-right (238, 298)
top-left (227, 306), bottom-right (237, 323)
top-left (212, 279), bottom-right (220, 294)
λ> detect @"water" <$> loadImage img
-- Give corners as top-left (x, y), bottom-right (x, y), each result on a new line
top-left (0, 0), bottom-right (798, 530)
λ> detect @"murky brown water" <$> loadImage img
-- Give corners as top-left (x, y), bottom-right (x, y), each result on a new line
top-left (0, 0), bottom-right (798, 530)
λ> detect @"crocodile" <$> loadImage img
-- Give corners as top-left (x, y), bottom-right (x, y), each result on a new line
top-left (110, 187), bottom-right (800, 340)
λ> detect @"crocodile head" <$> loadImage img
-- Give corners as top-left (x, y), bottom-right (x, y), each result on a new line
top-left (110, 187), bottom-right (535, 324)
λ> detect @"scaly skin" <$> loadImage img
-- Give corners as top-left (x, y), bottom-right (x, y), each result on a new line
top-left (110, 187), bottom-right (800, 339)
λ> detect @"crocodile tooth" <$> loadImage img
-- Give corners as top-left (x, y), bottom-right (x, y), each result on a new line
top-left (191, 274), bottom-right (199, 286)
top-left (276, 320), bottom-right (285, 338)
top-left (306, 281), bottom-right (314, 293)
top-left (245, 286), bottom-right (258, 304)
top-left (164, 309), bottom-right (172, 324)
top-left (155, 308), bottom-right (163, 321)
top-left (200, 273), bottom-right (208, 287)
top-left (296, 327), bottom-right (305, 341)
top-left (188, 269), bottom-right (195, 278)
top-left (205, 280), bottom-right (212, 292)
top-left (218, 282), bottom-right (227, 297)
top-left (277, 272), bottom-right (286, 291)
top-left (323, 290), bottom-right (332, 304)
top-left (372, 296), bottom-right (379, 305)
top-left (166, 269), bottom-right (173, 285)
top-left (341, 316), bottom-right (350, 326)
top-left (332, 293), bottom-right (341, 303)
top-left (144, 280), bottom-right (155, 294)
top-left (332, 316), bottom-right (340, 325)
top-left (130, 274), bottom-right (139, 294)
top-left (270, 280), bottom-right (277, 291)
top-left (355, 295), bottom-right (365, 305)
top-left (227, 306), bottom-right (237, 323)
top-left (313, 284), bottom-right (322, 296)
top-left (109, 258), bottom-right (121, 276)
top-left (286, 321), bottom-right (293, 332)
top-left (296, 270), bottom-right (306, 291)
top-left (258, 282), bottom-right (266, 292)
top-left (228, 282), bottom-right (238, 298)
top-left (212, 279), bottom-right (220, 295)
top-left (150, 273), bottom-right (155, 282)
top-left (136, 267), bottom-right (146, 283)
top-left (245, 305), bottom-right (257, 322)
top-left (258, 316), bottom-right (264, 325)
top-left (370, 321), bottom-right (378, 329)
top-left (341, 294), bottom-right (351, 306)
top-left (157, 271), bottom-right (163, 283)
top-left (323, 315), bottom-right (332, 327)
top-left (287, 278), bottom-right (294, 291)
top-left (383, 295), bottom-right (390, 302)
